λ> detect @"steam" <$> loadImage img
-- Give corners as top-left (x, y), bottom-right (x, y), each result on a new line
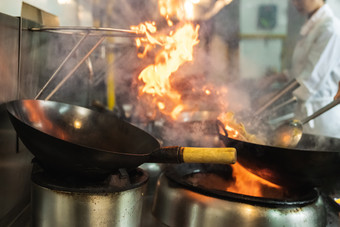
top-left (30, 34), bottom-right (110, 106)
top-left (22, 0), bottom-right (256, 147)
top-left (103, 1), bottom-right (255, 146)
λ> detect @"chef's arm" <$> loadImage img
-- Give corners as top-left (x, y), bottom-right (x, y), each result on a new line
top-left (293, 33), bottom-right (340, 100)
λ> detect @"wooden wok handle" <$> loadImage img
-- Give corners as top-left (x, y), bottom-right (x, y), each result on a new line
top-left (182, 147), bottom-right (236, 164)
top-left (149, 146), bottom-right (236, 165)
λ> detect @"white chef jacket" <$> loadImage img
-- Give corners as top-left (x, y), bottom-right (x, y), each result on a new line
top-left (290, 4), bottom-right (340, 138)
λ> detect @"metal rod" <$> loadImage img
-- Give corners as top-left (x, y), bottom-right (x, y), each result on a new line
top-left (301, 98), bottom-right (340, 125)
top-left (17, 17), bottom-right (22, 99)
top-left (44, 36), bottom-right (105, 100)
top-left (85, 57), bottom-right (94, 107)
top-left (35, 33), bottom-right (89, 99)
top-left (16, 17), bottom-right (23, 154)
top-left (267, 96), bottom-right (297, 114)
top-left (29, 26), bottom-right (144, 37)
top-left (30, 26), bottom-right (140, 34)
top-left (254, 79), bottom-right (300, 116)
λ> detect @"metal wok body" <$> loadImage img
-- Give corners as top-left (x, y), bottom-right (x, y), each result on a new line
top-left (220, 133), bottom-right (340, 189)
top-left (7, 100), bottom-right (160, 177)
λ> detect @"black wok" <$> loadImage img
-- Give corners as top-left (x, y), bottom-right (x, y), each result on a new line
top-left (217, 121), bottom-right (340, 189)
top-left (6, 100), bottom-right (236, 178)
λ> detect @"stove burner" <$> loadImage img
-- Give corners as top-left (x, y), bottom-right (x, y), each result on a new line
top-left (165, 163), bottom-right (318, 207)
top-left (31, 164), bottom-right (149, 227)
top-left (152, 164), bottom-right (327, 227)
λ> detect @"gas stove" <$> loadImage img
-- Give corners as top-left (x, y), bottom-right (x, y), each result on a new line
top-left (9, 161), bottom-right (340, 227)
top-left (152, 163), bottom-right (340, 227)
top-left (30, 164), bottom-right (148, 227)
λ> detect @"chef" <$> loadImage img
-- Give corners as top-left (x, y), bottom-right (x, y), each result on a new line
top-left (288, 0), bottom-right (340, 138)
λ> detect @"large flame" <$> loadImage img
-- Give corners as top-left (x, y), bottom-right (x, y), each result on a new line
top-left (126, 0), bottom-right (281, 198)
top-left (129, 0), bottom-right (237, 121)
top-left (158, 0), bottom-right (195, 22)
top-left (131, 6), bottom-right (200, 120)
top-left (158, 0), bottom-right (223, 21)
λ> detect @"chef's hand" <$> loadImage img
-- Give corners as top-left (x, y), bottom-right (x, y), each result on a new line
top-left (335, 81), bottom-right (340, 100)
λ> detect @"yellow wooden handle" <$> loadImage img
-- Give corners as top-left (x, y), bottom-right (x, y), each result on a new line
top-left (182, 147), bottom-right (236, 164)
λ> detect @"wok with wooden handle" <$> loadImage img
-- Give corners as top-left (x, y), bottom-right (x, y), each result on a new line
top-left (7, 99), bottom-right (236, 178)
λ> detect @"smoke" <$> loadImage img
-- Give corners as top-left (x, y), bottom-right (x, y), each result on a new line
top-left (22, 0), bottom-right (261, 147)
top-left (95, 0), bottom-right (258, 146)
top-left (27, 33), bottom-right (109, 106)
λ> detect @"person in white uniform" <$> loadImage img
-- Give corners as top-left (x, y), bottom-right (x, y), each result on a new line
top-left (289, 0), bottom-right (340, 138)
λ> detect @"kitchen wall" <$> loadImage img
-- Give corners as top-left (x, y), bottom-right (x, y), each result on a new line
top-left (239, 0), bottom-right (289, 79)
top-left (0, 13), bottom-right (33, 226)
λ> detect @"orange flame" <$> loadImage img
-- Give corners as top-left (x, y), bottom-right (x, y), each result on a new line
top-left (218, 112), bottom-right (245, 140)
top-left (130, 0), bottom-right (237, 121)
top-left (217, 112), bottom-right (264, 144)
top-left (159, 0), bottom-right (178, 25)
top-left (158, 0), bottom-right (204, 22)
top-left (131, 12), bottom-right (199, 120)
top-left (227, 163), bottom-right (283, 198)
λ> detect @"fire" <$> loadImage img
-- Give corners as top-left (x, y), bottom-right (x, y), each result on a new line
top-left (227, 163), bottom-right (283, 197)
top-left (185, 163), bottom-right (285, 198)
top-left (158, 0), bottom-right (214, 21)
top-left (131, 4), bottom-right (200, 120)
top-left (218, 112), bottom-right (264, 144)
top-left (126, 0), bottom-right (283, 199)
top-left (158, 0), bottom-right (194, 22)
top-left (130, 0), bottom-right (235, 121)
top-left (131, 22), bottom-right (159, 58)
top-left (158, 0), bottom-right (178, 25)
top-left (218, 112), bottom-right (246, 140)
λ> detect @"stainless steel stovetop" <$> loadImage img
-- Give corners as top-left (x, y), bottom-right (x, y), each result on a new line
top-left (13, 166), bottom-right (340, 227)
